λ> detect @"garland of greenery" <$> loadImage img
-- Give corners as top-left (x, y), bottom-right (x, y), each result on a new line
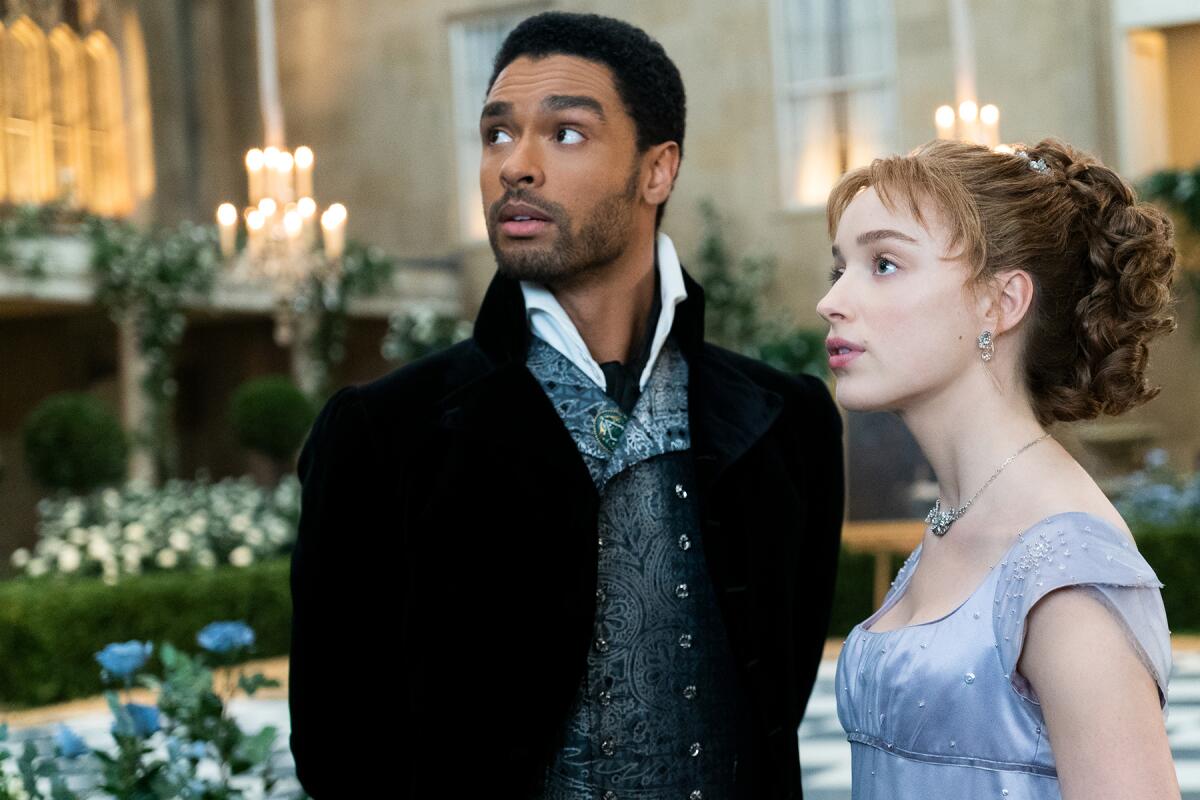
top-left (86, 217), bottom-right (220, 478)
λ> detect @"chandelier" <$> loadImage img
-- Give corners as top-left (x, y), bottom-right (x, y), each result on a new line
top-left (213, 0), bottom-right (347, 345)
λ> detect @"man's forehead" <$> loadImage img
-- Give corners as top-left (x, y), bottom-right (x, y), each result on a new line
top-left (486, 54), bottom-right (619, 105)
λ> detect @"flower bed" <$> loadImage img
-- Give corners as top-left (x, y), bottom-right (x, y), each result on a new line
top-left (10, 477), bottom-right (298, 583)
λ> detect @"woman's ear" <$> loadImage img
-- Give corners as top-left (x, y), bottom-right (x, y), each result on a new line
top-left (985, 269), bottom-right (1036, 336)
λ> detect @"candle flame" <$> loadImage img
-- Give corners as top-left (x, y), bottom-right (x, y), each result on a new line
top-left (217, 203), bottom-right (238, 226)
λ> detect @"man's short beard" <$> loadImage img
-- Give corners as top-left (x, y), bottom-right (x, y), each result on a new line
top-left (488, 164), bottom-right (641, 286)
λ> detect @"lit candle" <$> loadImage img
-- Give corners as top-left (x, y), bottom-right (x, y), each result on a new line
top-left (263, 147), bottom-right (281, 200)
top-left (216, 203), bottom-right (238, 258)
top-left (958, 100), bottom-right (979, 145)
top-left (298, 196), bottom-right (317, 248)
top-left (258, 197), bottom-right (278, 221)
top-left (277, 151), bottom-right (295, 203)
top-left (321, 203), bottom-right (347, 261)
top-left (980, 104), bottom-right (1000, 149)
top-left (294, 147), bottom-right (314, 199)
top-left (935, 105), bottom-right (956, 140)
top-left (245, 149), bottom-right (265, 205)
top-left (246, 208), bottom-right (266, 259)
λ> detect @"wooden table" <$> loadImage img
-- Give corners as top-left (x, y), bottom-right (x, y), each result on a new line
top-left (841, 519), bottom-right (926, 608)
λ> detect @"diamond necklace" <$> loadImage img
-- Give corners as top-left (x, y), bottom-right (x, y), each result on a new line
top-left (925, 432), bottom-right (1052, 537)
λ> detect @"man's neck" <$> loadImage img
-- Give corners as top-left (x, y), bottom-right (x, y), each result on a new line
top-left (549, 234), bottom-right (658, 366)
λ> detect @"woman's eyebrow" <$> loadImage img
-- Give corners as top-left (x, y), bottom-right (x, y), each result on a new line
top-left (857, 228), bottom-right (919, 246)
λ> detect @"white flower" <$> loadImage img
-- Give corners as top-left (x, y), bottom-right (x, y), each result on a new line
top-left (87, 536), bottom-right (113, 560)
top-left (27, 557), bottom-right (47, 578)
top-left (68, 527), bottom-right (89, 546)
top-left (155, 549), bottom-right (179, 569)
top-left (186, 513), bottom-right (207, 534)
top-left (61, 503), bottom-right (83, 528)
top-left (196, 550), bottom-right (217, 569)
top-left (229, 546), bottom-right (254, 567)
top-left (102, 488), bottom-right (120, 509)
top-left (229, 513), bottom-right (251, 533)
top-left (169, 529), bottom-right (191, 552)
top-left (121, 542), bottom-right (143, 564)
top-left (245, 528), bottom-right (264, 547)
top-left (10, 547), bottom-right (30, 568)
top-left (57, 545), bottom-right (81, 573)
top-left (124, 522), bottom-right (147, 542)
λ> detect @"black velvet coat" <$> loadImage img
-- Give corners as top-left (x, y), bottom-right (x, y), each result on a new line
top-left (288, 265), bottom-right (845, 798)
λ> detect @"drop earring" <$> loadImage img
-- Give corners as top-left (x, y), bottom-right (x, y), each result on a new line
top-left (978, 330), bottom-right (995, 362)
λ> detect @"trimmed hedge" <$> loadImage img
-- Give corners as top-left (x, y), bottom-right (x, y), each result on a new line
top-left (0, 559), bottom-right (290, 708)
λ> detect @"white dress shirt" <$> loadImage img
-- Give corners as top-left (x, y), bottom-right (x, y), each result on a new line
top-left (520, 231), bottom-right (689, 392)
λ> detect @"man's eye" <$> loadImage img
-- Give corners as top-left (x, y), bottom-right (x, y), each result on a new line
top-left (557, 128), bottom-right (584, 144)
top-left (487, 129), bottom-right (513, 144)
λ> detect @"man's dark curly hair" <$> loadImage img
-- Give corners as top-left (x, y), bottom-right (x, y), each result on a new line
top-left (487, 12), bottom-right (686, 229)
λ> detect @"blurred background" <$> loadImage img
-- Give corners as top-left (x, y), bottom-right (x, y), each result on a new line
top-left (0, 0), bottom-right (1199, 796)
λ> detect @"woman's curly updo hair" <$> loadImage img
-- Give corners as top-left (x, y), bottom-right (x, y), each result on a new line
top-left (826, 137), bottom-right (1178, 425)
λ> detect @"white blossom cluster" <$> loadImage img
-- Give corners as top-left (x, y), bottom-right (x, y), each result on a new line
top-left (9, 476), bottom-right (300, 584)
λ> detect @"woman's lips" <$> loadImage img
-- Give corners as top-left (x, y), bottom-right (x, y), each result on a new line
top-left (828, 349), bottom-right (863, 369)
top-left (826, 337), bottom-right (865, 370)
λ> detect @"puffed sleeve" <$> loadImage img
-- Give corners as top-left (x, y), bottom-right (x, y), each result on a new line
top-left (993, 513), bottom-right (1171, 711)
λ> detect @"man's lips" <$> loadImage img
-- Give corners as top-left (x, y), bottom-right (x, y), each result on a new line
top-left (498, 202), bottom-right (555, 238)
top-left (826, 337), bottom-right (865, 369)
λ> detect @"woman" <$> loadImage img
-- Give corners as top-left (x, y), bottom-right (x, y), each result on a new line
top-left (817, 138), bottom-right (1180, 799)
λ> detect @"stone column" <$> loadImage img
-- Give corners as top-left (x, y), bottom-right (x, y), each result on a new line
top-left (117, 315), bottom-right (156, 484)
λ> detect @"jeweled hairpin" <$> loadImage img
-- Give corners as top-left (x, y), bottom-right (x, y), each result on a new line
top-left (1016, 150), bottom-right (1050, 174)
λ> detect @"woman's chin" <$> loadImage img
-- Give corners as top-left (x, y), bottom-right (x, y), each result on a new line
top-left (832, 381), bottom-right (893, 413)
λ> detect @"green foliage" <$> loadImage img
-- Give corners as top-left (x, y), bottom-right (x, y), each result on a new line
top-left (230, 377), bottom-right (316, 463)
top-left (0, 560), bottom-right (290, 708)
top-left (692, 199), bottom-right (829, 378)
top-left (22, 393), bottom-right (128, 493)
top-left (305, 241), bottom-right (399, 400)
top-left (381, 306), bottom-right (472, 364)
top-left (86, 217), bottom-right (220, 478)
top-left (1142, 166), bottom-right (1200, 236)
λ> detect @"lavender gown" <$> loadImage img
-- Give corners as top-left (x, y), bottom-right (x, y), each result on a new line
top-left (835, 511), bottom-right (1172, 799)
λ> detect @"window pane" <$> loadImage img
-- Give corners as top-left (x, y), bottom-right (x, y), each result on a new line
top-left (449, 13), bottom-right (525, 242)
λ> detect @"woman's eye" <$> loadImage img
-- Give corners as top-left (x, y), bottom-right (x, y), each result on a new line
top-left (557, 128), bottom-right (585, 144)
top-left (874, 256), bottom-right (898, 276)
top-left (828, 267), bottom-right (844, 284)
top-left (487, 129), bottom-right (513, 144)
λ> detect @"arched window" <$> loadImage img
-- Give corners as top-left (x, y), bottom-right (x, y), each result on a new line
top-left (121, 8), bottom-right (154, 201)
top-left (3, 15), bottom-right (56, 204)
top-left (84, 29), bottom-right (131, 216)
top-left (49, 24), bottom-right (91, 208)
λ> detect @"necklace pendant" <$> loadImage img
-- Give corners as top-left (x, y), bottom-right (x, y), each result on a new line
top-left (925, 499), bottom-right (959, 537)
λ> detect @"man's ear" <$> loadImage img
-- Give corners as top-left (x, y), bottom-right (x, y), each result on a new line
top-left (642, 141), bottom-right (680, 208)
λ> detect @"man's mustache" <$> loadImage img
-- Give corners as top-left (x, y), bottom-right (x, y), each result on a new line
top-left (488, 191), bottom-right (562, 225)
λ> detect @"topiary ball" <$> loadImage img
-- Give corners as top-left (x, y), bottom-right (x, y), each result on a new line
top-left (22, 393), bottom-right (128, 492)
top-left (230, 376), bottom-right (315, 463)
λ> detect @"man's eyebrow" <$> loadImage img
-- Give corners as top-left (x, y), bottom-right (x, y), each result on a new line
top-left (481, 101), bottom-right (512, 121)
top-left (543, 94), bottom-right (606, 120)
top-left (856, 228), bottom-right (918, 246)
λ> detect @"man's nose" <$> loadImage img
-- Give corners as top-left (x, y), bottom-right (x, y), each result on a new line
top-left (500, 137), bottom-right (544, 190)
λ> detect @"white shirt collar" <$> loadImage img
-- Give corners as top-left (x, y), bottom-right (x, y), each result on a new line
top-left (521, 231), bottom-right (689, 392)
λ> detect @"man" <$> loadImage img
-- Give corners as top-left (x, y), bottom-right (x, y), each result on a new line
top-left (288, 12), bottom-right (843, 799)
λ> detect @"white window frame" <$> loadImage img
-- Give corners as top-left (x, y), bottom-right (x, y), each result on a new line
top-left (768, 0), bottom-right (899, 212)
top-left (448, 8), bottom-right (541, 244)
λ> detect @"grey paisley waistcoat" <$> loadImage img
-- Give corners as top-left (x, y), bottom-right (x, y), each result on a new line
top-left (526, 333), bottom-right (744, 800)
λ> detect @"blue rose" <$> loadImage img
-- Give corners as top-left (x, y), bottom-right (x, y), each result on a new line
top-left (197, 621), bottom-right (256, 654)
top-left (111, 703), bottom-right (160, 738)
top-left (54, 724), bottom-right (89, 759)
top-left (94, 640), bottom-right (153, 681)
